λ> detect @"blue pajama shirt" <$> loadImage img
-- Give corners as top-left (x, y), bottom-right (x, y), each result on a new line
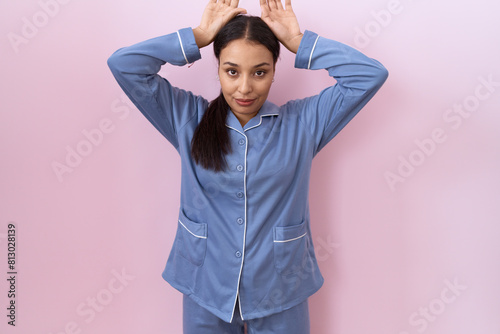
top-left (107, 27), bottom-right (388, 323)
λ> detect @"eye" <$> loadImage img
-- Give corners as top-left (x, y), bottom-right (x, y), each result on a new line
top-left (227, 69), bottom-right (238, 77)
top-left (255, 70), bottom-right (266, 77)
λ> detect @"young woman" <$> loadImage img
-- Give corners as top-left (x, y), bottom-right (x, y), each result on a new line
top-left (107, 0), bottom-right (388, 333)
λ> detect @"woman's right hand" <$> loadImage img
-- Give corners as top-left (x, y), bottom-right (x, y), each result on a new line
top-left (193, 0), bottom-right (247, 48)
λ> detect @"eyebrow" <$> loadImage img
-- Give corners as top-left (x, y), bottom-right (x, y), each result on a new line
top-left (222, 62), bottom-right (272, 68)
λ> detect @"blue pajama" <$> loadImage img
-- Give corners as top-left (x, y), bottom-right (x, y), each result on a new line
top-left (183, 294), bottom-right (310, 334)
top-left (108, 26), bottom-right (388, 325)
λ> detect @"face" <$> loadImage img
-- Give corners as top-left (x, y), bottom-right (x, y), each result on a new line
top-left (218, 39), bottom-right (275, 127)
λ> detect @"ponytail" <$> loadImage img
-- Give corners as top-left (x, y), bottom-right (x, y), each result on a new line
top-left (191, 92), bottom-right (231, 172)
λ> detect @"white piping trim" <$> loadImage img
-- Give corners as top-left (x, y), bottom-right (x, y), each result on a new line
top-left (274, 232), bottom-right (307, 243)
top-left (176, 31), bottom-right (189, 64)
top-left (226, 127), bottom-right (248, 323)
top-left (240, 133), bottom-right (248, 322)
top-left (178, 220), bottom-right (206, 239)
top-left (307, 35), bottom-right (320, 70)
top-left (244, 114), bottom-right (279, 132)
top-left (225, 125), bottom-right (241, 133)
top-left (238, 295), bottom-right (243, 322)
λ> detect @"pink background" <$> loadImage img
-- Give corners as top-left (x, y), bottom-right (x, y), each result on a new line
top-left (1, 0), bottom-right (500, 333)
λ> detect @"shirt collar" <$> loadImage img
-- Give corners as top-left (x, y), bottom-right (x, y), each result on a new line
top-left (225, 101), bottom-right (279, 133)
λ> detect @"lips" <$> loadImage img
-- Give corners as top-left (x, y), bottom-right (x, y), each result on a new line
top-left (235, 99), bottom-right (256, 106)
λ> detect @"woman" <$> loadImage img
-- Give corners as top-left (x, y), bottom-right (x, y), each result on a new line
top-left (107, 0), bottom-right (388, 333)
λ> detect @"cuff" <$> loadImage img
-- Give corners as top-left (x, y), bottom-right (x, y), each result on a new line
top-left (177, 27), bottom-right (202, 64)
top-left (294, 30), bottom-right (320, 70)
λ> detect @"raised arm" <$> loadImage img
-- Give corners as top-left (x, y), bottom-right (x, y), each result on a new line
top-left (107, 28), bottom-right (203, 150)
top-left (261, 0), bottom-right (389, 155)
top-left (107, 1), bottom-right (247, 149)
top-left (290, 30), bottom-right (389, 155)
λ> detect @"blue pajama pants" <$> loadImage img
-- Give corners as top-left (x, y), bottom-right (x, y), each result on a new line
top-left (182, 295), bottom-right (310, 334)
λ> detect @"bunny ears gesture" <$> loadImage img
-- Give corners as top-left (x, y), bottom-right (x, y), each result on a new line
top-left (259, 0), bottom-right (303, 53)
top-left (194, 0), bottom-right (303, 53)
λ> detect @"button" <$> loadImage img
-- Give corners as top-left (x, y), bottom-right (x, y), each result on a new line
top-left (237, 165), bottom-right (243, 172)
top-left (236, 192), bottom-right (244, 198)
top-left (238, 139), bottom-right (245, 146)
top-left (235, 251), bottom-right (242, 258)
top-left (237, 218), bottom-right (244, 225)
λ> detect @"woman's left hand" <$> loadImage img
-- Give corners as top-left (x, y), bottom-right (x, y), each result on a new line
top-left (260, 0), bottom-right (303, 53)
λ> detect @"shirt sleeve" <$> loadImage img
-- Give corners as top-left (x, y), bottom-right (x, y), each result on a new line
top-left (107, 27), bottom-right (207, 150)
top-left (292, 30), bottom-right (389, 156)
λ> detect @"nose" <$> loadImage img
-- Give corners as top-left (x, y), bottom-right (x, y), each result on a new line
top-left (238, 75), bottom-right (252, 95)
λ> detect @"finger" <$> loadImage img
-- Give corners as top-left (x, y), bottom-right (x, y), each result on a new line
top-left (285, 0), bottom-right (292, 10)
top-left (209, 0), bottom-right (216, 3)
top-left (259, 0), bottom-right (269, 9)
top-left (260, 0), bottom-right (270, 15)
top-left (276, 0), bottom-right (284, 10)
top-left (232, 7), bottom-right (247, 16)
top-left (269, 0), bottom-right (279, 10)
top-left (223, 8), bottom-right (246, 24)
top-left (229, 0), bottom-right (239, 8)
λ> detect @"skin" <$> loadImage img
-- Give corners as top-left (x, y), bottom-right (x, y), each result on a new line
top-left (192, 0), bottom-right (304, 126)
top-left (218, 39), bottom-right (275, 126)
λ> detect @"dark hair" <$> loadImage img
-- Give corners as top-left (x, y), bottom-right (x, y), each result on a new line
top-left (191, 15), bottom-right (280, 172)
